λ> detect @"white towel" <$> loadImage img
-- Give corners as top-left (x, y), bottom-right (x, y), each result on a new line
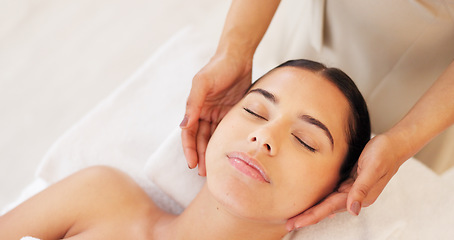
top-left (145, 128), bottom-right (205, 208)
top-left (35, 25), bottom-right (218, 185)
top-left (21, 237), bottom-right (39, 240)
top-left (145, 128), bottom-right (205, 207)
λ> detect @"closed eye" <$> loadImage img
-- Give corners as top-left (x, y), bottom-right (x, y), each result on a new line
top-left (292, 133), bottom-right (316, 152)
top-left (243, 107), bottom-right (268, 121)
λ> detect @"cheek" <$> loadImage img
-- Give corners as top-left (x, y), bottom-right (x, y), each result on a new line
top-left (293, 164), bottom-right (338, 197)
top-left (205, 110), bottom-right (244, 175)
top-left (272, 153), bottom-right (342, 215)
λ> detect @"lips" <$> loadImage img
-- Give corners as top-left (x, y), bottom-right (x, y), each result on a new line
top-left (227, 152), bottom-right (270, 183)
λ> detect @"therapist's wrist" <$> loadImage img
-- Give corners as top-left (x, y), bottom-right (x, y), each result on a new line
top-left (212, 44), bottom-right (254, 75)
top-left (381, 124), bottom-right (421, 166)
top-left (215, 40), bottom-right (255, 63)
top-left (215, 26), bottom-right (259, 60)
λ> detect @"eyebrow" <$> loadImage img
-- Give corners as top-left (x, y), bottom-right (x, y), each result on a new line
top-left (248, 88), bottom-right (334, 148)
top-left (248, 88), bottom-right (278, 104)
top-left (299, 115), bottom-right (334, 148)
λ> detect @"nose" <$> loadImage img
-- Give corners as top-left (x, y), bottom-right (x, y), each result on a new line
top-left (248, 125), bottom-right (280, 156)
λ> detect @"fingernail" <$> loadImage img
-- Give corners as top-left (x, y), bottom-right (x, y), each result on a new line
top-left (180, 115), bottom-right (189, 128)
top-left (351, 201), bottom-right (361, 216)
top-left (188, 162), bottom-right (195, 169)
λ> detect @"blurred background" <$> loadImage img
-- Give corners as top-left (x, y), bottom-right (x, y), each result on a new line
top-left (0, 0), bottom-right (222, 209)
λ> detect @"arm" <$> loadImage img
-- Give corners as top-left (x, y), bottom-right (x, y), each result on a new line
top-left (0, 166), bottom-right (153, 239)
top-left (181, 0), bottom-right (281, 175)
top-left (287, 61), bottom-right (454, 230)
top-left (216, 0), bottom-right (281, 59)
top-left (0, 173), bottom-right (86, 239)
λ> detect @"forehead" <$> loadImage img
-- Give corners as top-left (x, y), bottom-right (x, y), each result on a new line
top-left (254, 67), bottom-right (331, 91)
top-left (252, 67), bottom-right (347, 103)
top-left (251, 66), bottom-right (351, 144)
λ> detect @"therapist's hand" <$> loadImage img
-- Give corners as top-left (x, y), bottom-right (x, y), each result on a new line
top-left (286, 133), bottom-right (406, 231)
top-left (180, 53), bottom-right (252, 176)
top-left (286, 60), bottom-right (454, 231)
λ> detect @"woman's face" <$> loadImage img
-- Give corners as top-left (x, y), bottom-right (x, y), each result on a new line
top-left (205, 66), bottom-right (351, 222)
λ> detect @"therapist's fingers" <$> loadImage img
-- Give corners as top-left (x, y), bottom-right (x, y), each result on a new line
top-left (181, 119), bottom-right (200, 169)
top-left (286, 191), bottom-right (348, 231)
top-left (346, 165), bottom-right (392, 215)
top-left (180, 76), bottom-right (210, 168)
top-left (181, 79), bottom-right (208, 129)
top-left (337, 177), bottom-right (355, 193)
top-left (346, 135), bottom-right (400, 215)
top-left (196, 120), bottom-right (212, 176)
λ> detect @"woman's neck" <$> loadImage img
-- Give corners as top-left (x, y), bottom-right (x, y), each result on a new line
top-left (155, 184), bottom-right (288, 240)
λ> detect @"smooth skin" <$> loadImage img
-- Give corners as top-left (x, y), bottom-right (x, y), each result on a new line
top-left (1, 66), bottom-right (358, 239)
top-left (0, 166), bottom-right (170, 239)
top-left (181, 0), bottom-right (454, 230)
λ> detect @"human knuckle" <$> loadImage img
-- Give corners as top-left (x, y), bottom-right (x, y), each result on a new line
top-left (326, 199), bottom-right (342, 214)
top-left (355, 183), bottom-right (371, 198)
top-left (193, 72), bottom-right (209, 83)
top-left (304, 211), bottom-right (321, 224)
top-left (364, 190), bottom-right (381, 206)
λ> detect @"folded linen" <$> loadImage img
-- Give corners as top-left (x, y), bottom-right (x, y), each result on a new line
top-left (145, 128), bottom-right (205, 208)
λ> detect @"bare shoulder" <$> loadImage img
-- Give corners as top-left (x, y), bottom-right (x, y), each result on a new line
top-left (0, 166), bottom-right (161, 240)
top-left (68, 166), bottom-right (149, 201)
top-left (64, 166), bottom-right (162, 237)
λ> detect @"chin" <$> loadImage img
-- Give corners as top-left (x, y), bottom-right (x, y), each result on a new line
top-left (205, 147), bottom-right (296, 222)
top-left (206, 166), bottom-right (288, 222)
